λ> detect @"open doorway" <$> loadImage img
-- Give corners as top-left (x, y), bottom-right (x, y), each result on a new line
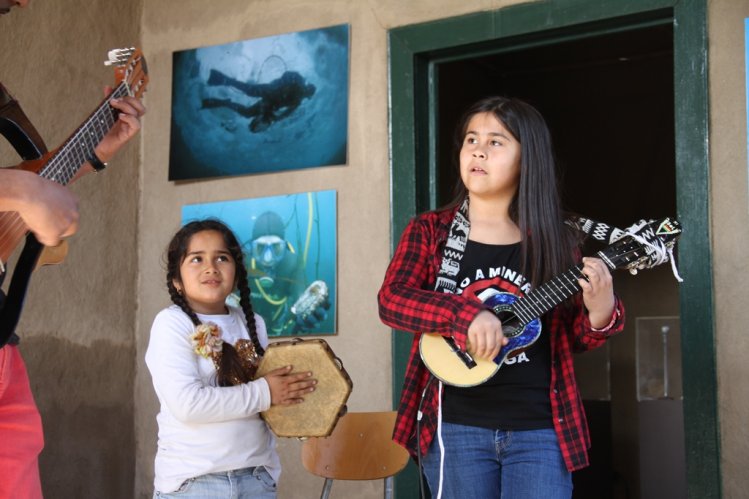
top-left (388, 2), bottom-right (717, 497)
top-left (432, 23), bottom-right (685, 499)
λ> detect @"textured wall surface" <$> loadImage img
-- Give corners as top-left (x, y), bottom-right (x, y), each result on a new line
top-left (0, 0), bottom-right (143, 497)
top-left (3, 0), bottom-right (748, 498)
top-left (708, 1), bottom-right (749, 498)
top-left (135, 1), bottom-right (512, 498)
top-left (132, 2), bottom-right (747, 496)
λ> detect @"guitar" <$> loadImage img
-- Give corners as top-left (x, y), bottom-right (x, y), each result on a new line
top-left (419, 217), bottom-right (682, 387)
top-left (0, 48), bottom-right (148, 346)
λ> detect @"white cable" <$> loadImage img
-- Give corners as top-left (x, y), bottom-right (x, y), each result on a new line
top-left (666, 246), bottom-right (684, 282)
top-left (436, 380), bottom-right (445, 499)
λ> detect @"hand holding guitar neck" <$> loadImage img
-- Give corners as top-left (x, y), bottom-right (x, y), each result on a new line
top-left (0, 47), bottom-right (148, 346)
top-left (93, 88), bottom-right (146, 165)
top-left (577, 256), bottom-right (616, 328)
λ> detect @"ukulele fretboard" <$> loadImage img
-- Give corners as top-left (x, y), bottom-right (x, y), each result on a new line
top-left (504, 264), bottom-right (587, 326)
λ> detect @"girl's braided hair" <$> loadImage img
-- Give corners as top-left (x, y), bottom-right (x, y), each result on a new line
top-left (166, 219), bottom-right (265, 386)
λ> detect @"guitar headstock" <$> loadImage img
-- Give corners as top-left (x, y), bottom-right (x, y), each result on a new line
top-left (599, 217), bottom-right (682, 275)
top-left (105, 47), bottom-right (149, 99)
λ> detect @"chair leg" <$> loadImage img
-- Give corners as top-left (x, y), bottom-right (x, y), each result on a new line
top-left (384, 476), bottom-right (394, 499)
top-left (321, 478), bottom-right (334, 499)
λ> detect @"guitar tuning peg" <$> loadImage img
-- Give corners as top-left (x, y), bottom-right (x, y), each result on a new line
top-left (629, 268), bottom-right (639, 276)
top-left (104, 47), bottom-right (135, 66)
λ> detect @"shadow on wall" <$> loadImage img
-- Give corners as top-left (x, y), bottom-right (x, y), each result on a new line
top-left (22, 336), bottom-right (136, 499)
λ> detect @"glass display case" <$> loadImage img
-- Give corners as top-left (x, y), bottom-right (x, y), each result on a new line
top-left (636, 316), bottom-right (682, 400)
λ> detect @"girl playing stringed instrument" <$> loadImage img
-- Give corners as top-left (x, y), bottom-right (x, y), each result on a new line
top-left (378, 96), bottom-right (625, 499)
top-left (145, 220), bottom-right (316, 498)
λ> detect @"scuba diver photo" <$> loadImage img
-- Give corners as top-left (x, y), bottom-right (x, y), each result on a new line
top-left (169, 24), bottom-right (349, 180)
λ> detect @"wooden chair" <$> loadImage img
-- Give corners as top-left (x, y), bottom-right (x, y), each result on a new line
top-left (301, 411), bottom-right (410, 499)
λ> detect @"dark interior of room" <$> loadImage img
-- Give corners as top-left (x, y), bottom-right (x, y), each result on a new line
top-left (435, 24), bottom-right (675, 225)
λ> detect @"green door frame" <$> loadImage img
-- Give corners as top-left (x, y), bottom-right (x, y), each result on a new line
top-left (387, 1), bottom-right (718, 498)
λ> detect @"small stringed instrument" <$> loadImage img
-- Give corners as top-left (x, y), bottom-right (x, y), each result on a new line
top-left (0, 48), bottom-right (148, 346)
top-left (419, 217), bottom-right (682, 387)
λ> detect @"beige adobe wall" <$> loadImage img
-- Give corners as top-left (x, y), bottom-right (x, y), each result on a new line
top-left (708, 1), bottom-right (749, 497)
top-left (134, 0), bottom-right (749, 497)
top-left (0, 0), bottom-right (143, 497)
top-left (7, 1), bottom-right (741, 498)
top-left (134, 1), bottom-right (522, 497)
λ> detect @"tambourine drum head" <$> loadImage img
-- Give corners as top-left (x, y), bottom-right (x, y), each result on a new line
top-left (255, 339), bottom-right (353, 438)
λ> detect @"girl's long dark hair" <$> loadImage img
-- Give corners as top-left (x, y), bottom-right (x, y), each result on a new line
top-left (166, 219), bottom-right (265, 387)
top-left (447, 96), bottom-right (577, 287)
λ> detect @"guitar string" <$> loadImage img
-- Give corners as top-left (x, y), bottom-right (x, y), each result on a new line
top-left (0, 81), bottom-right (132, 259)
top-left (0, 90), bottom-right (121, 250)
top-left (511, 218), bottom-right (683, 328)
top-left (41, 83), bottom-right (128, 181)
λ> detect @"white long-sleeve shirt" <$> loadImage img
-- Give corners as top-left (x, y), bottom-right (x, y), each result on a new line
top-left (145, 305), bottom-right (280, 493)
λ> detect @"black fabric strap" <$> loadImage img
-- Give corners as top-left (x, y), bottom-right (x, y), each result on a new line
top-left (0, 82), bottom-right (48, 159)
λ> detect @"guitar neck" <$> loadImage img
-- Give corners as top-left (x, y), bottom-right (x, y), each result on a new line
top-left (506, 263), bottom-right (586, 326)
top-left (0, 82), bottom-right (130, 265)
top-left (38, 82), bottom-right (129, 186)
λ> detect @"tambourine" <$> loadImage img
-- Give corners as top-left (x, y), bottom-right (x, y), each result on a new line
top-left (255, 338), bottom-right (353, 438)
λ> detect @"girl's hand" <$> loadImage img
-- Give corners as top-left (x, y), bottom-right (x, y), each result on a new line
top-left (263, 365), bottom-right (316, 406)
top-left (578, 257), bottom-right (616, 328)
top-left (466, 310), bottom-right (508, 360)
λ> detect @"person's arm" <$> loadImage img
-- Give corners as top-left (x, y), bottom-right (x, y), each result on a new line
top-left (377, 214), bottom-right (485, 349)
top-left (0, 92), bottom-right (145, 245)
top-left (0, 169), bottom-right (79, 246)
top-left (565, 293), bottom-right (625, 353)
top-left (145, 309), bottom-right (272, 424)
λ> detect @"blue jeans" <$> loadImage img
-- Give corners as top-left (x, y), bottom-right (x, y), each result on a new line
top-left (422, 422), bottom-right (572, 499)
top-left (153, 466), bottom-right (276, 498)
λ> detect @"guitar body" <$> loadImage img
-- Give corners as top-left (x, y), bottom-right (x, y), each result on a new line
top-left (0, 155), bottom-right (69, 269)
top-left (419, 290), bottom-right (542, 387)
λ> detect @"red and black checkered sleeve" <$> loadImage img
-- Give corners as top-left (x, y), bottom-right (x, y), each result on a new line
top-left (377, 213), bottom-right (485, 346)
top-left (565, 294), bottom-right (625, 353)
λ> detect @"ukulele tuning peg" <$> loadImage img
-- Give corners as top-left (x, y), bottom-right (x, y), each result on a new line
top-left (104, 47), bottom-right (136, 66)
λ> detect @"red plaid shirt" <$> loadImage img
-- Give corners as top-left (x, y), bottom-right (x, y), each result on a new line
top-left (378, 206), bottom-right (625, 472)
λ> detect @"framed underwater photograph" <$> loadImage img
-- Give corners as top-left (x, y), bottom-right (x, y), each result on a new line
top-left (181, 190), bottom-right (337, 337)
top-left (169, 24), bottom-right (349, 180)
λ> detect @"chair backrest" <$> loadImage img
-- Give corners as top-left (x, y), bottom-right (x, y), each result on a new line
top-left (301, 411), bottom-right (410, 480)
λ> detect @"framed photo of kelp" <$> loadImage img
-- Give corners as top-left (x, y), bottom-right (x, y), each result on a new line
top-left (169, 24), bottom-right (349, 180)
top-left (181, 190), bottom-right (337, 337)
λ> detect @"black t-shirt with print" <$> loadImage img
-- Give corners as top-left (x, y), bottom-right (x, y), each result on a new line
top-left (442, 240), bottom-right (553, 430)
